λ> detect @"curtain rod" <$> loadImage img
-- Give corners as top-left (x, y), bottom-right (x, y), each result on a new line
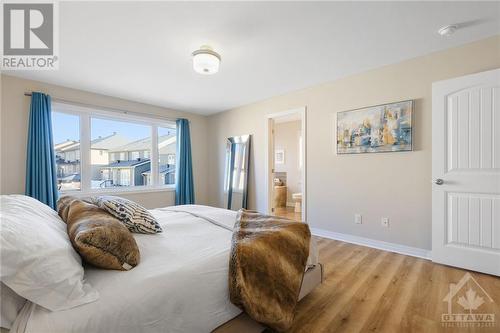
top-left (24, 92), bottom-right (183, 123)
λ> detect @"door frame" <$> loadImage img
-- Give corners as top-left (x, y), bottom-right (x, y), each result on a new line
top-left (265, 107), bottom-right (307, 222)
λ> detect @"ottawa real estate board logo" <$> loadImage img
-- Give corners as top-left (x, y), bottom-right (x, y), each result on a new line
top-left (442, 272), bottom-right (496, 328)
top-left (1, 1), bottom-right (59, 70)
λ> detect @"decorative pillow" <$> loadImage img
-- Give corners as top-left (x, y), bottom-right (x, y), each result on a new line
top-left (0, 195), bottom-right (99, 311)
top-left (90, 196), bottom-right (162, 234)
top-left (57, 196), bottom-right (140, 271)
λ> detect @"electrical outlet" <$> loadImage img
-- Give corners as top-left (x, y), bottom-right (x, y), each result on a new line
top-left (355, 214), bottom-right (362, 224)
top-left (381, 217), bottom-right (389, 227)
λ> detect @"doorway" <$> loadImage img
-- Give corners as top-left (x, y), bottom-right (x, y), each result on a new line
top-left (266, 107), bottom-right (306, 222)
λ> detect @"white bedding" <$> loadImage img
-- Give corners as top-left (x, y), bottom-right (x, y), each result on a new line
top-left (10, 205), bottom-right (318, 333)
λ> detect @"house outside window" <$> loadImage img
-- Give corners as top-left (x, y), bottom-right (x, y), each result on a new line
top-left (53, 112), bottom-right (81, 191)
top-left (119, 169), bottom-right (131, 186)
top-left (131, 151), bottom-right (140, 160)
top-left (52, 102), bottom-right (177, 193)
top-left (158, 127), bottom-right (176, 185)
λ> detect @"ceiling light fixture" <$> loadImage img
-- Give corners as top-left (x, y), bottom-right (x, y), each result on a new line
top-left (438, 25), bottom-right (458, 37)
top-left (192, 45), bottom-right (221, 75)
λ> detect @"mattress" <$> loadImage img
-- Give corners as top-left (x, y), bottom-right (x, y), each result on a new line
top-left (10, 205), bottom-right (319, 333)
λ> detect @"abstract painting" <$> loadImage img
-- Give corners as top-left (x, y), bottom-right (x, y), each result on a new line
top-left (336, 100), bottom-right (413, 154)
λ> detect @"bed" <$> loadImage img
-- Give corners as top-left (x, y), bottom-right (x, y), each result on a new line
top-left (2, 202), bottom-right (321, 333)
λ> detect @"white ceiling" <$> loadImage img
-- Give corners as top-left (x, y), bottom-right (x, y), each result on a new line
top-left (6, 1), bottom-right (500, 115)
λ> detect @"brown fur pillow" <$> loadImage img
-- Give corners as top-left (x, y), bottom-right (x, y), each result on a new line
top-left (57, 196), bottom-right (140, 271)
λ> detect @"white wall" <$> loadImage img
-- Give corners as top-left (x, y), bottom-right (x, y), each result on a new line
top-left (206, 36), bottom-right (500, 250)
top-left (0, 75), bottom-right (209, 209)
top-left (274, 120), bottom-right (302, 204)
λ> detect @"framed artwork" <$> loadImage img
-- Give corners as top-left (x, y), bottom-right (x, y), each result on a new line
top-left (336, 100), bottom-right (413, 154)
top-left (275, 149), bottom-right (285, 164)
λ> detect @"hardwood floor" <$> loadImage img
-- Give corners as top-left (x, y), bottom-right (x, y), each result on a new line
top-left (287, 237), bottom-right (500, 333)
top-left (274, 207), bottom-right (302, 222)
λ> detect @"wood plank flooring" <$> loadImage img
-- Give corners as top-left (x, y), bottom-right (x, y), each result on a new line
top-left (274, 207), bottom-right (302, 222)
top-left (285, 237), bottom-right (500, 333)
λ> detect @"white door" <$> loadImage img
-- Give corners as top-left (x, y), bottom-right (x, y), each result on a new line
top-left (432, 68), bottom-right (500, 276)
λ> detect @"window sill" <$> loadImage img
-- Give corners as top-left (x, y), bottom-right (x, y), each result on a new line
top-left (60, 185), bottom-right (175, 198)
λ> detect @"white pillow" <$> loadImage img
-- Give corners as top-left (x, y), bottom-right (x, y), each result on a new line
top-left (0, 195), bottom-right (99, 311)
top-left (1, 283), bottom-right (26, 329)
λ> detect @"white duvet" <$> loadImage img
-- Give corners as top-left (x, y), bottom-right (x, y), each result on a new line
top-left (11, 205), bottom-right (318, 333)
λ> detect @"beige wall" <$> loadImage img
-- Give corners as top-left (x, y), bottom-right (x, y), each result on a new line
top-left (0, 75), bottom-right (209, 209)
top-left (2, 36), bottom-right (499, 249)
top-left (274, 120), bottom-right (302, 204)
top-left (207, 36), bottom-right (500, 250)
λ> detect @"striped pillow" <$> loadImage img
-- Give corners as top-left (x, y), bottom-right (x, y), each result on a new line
top-left (91, 196), bottom-right (162, 234)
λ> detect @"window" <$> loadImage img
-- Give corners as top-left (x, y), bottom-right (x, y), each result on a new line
top-left (117, 169), bottom-right (131, 186)
top-left (52, 112), bottom-right (81, 191)
top-left (167, 154), bottom-right (175, 165)
top-left (158, 126), bottom-right (176, 185)
top-left (223, 141), bottom-right (247, 193)
top-left (233, 143), bottom-right (247, 192)
top-left (91, 117), bottom-right (151, 189)
top-left (52, 103), bottom-right (177, 193)
top-left (130, 151), bottom-right (140, 160)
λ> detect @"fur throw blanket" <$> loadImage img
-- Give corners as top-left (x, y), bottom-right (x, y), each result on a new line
top-left (229, 210), bottom-right (311, 331)
top-left (57, 196), bottom-right (140, 270)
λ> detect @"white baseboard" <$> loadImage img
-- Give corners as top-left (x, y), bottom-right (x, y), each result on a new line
top-left (310, 227), bottom-right (431, 260)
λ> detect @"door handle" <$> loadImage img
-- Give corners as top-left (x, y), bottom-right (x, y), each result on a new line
top-left (434, 178), bottom-right (444, 185)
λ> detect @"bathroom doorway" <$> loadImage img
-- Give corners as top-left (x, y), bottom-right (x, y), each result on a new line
top-left (266, 107), bottom-right (306, 222)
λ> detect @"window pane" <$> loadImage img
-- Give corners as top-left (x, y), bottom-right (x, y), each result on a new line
top-left (224, 144), bottom-right (231, 192)
top-left (91, 118), bottom-right (151, 189)
top-left (158, 126), bottom-right (176, 185)
top-left (52, 112), bottom-right (81, 191)
top-left (233, 144), bottom-right (246, 192)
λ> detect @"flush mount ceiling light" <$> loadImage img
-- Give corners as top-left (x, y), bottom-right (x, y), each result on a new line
top-left (438, 25), bottom-right (458, 37)
top-left (192, 45), bottom-right (221, 75)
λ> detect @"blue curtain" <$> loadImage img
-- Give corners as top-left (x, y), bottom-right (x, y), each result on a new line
top-left (175, 118), bottom-right (195, 205)
top-left (25, 92), bottom-right (58, 209)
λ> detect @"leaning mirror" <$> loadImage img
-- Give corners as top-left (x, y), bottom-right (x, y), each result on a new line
top-left (224, 135), bottom-right (251, 211)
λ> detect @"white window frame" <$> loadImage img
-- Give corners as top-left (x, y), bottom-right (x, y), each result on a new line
top-left (52, 102), bottom-right (177, 196)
